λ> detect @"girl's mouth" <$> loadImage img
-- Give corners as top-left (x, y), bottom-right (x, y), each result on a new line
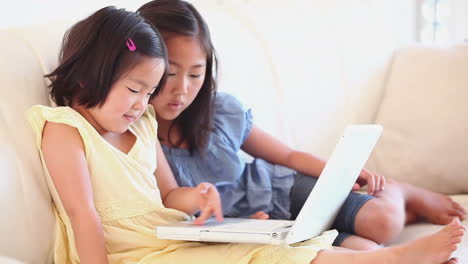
top-left (123, 114), bottom-right (136, 122)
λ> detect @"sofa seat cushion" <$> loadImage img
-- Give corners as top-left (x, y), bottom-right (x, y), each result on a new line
top-left (389, 195), bottom-right (468, 263)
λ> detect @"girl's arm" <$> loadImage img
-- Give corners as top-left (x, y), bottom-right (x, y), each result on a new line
top-left (241, 125), bottom-right (384, 195)
top-left (42, 122), bottom-right (108, 264)
top-left (154, 139), bottom-right (223, 224)
top-left (241, 125), bottom-right (326, 177)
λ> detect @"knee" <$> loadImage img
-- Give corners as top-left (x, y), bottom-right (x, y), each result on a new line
top-left (365, 206), bottom-right (404, 243)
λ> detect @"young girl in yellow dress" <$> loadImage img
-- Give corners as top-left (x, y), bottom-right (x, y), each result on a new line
top-left (26, 5), bottom-right (464, 264)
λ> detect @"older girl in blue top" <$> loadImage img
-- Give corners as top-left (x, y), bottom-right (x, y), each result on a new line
top-left (138, 0), bottom-right (467, 250)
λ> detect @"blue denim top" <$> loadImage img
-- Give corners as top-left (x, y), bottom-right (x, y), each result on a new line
top-left (162, 93), bottom-right (295, 219)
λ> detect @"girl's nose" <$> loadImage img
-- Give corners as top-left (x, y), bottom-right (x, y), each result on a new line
top-left (133, 95), bottom-right (148, 110)
top-left (172, 77), bottom-right (188, 95)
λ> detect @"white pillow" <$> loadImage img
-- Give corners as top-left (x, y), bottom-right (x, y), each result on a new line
top-left (367, 44), bottom-right (468, 194)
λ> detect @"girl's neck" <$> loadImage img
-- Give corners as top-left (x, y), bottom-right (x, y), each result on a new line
top-left (72, 104), bottom-right (136, 154)
top-left (72, 104), bottom-right (107, 135)
top-left (156, 118), bottom-right (187, 149)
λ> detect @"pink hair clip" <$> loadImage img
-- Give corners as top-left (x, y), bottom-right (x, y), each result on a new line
top-left (126, 38), bottom-right (136, 51)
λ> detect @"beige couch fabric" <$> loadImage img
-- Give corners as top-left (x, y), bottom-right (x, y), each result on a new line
top-left (0, 29), bottom-right (55, 263)
top-left (368, 44), bottom-right (468, 194)
top-left (0, 4), bottom-right (467, 264)
top-left (390, 195), bottom-right (468, 261)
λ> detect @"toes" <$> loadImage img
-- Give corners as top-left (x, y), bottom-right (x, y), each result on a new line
top-left (451, 236), bottom-right (463, 244)
top-left (444, 257), bottom-right (459, 264)
top-left (453, 204), bottom-right (467, 219)
top-left (449, 209), bottom-right (466, 220)
top-left (441, 216), bottom-right (459, 226)
top-left (451, 200), bottom-right (467, 212)
top-left (446, 244), bottom-right (458, 253)
top-left (449, 218), bottom-right (461, 225)
top-left (451, 229), bottom-right (465, 237)
top-left (456, 211), bottom-right (466, 221)
top-left (442, 219), bottom-right (463, 232)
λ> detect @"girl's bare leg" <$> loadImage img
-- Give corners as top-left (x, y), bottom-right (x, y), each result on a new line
top-left (312, 219), bottom-right (465, 264)
top-left (339, 235), bottom-right (382, 251)
top-left (353, 179), bottom-right (467, 245)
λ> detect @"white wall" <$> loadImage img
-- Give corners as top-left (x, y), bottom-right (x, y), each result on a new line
top-left (0, 0), bottom-right (148, 29)
top-left (452, 0), bottom-right (468, 42)
top-left (192, 0), bottom-right (419, 156)
top-left (0, 0), bottom-right (419, 157)
top-left (0, 0), bottom-right (419, 40)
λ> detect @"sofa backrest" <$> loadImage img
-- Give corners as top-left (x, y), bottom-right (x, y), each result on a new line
top-left (367, 43), bottom-right (468, 194)
top-left (0, 23), bottom-right (69, 263)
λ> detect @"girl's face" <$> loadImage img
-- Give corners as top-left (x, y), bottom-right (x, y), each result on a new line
top-left (150, 35), bottom-right (207, 123)
top-left (82, 56), bottom-right (165, 135)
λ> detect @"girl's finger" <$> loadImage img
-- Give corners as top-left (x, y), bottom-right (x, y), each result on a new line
top-left (214, 204), bottom-right (224, 222)
top-left (374, 173), bottom-right (381, 194)
top-left (198, 182), bottom-right (212, 194)
top-left (250, 211), bottom-right (269, 220)
top-left (367, 173), bottom-right (375, 195)
top-left (380, 174), bottom-right (386, 191)
top-left (352, 183), bottom-right (361, 191)
top-left (193, 206), bottom-right (213, 226)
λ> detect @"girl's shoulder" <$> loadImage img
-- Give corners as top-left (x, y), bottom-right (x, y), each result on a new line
top-left (214, 92), bottom-right (246, 115)
top-left (25, 105), bottom-right (91, 156)
top-left (212, 92), bottom-right (253, 149)
top-left (25, 105), bottom-right (85, 130)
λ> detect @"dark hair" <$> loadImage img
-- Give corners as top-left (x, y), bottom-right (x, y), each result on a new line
top-left (138, 0), bottom-right (218, 155)
top-left (47, 6), bottom-right (167, 108)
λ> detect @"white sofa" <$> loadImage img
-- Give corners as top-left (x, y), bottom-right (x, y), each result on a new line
top-left (0, 1), bottom-right (467, 263)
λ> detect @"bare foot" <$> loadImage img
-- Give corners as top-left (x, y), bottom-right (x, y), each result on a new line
top-left (405, 208), bottom-right (418, 224)
top-left (402, 183), bottom-right (467, 225)
top-left (393, 219), bottom-right (465, 264)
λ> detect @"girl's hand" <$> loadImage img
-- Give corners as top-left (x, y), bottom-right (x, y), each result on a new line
top-left (192, 182), bottom-right (224, 225)
top-left (353, 169), bottom-right (386, 195)
top-left (250, 211), bottom-right (270, 220)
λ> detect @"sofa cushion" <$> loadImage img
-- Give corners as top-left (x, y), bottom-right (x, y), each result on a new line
top-left (368, 44), bottom-right (468, 194)
top-left (388, 195), bottom-right (468, 264)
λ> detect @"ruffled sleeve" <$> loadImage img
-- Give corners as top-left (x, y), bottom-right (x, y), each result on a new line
top-left (25, 105), bottom-right (92, 156)
top-left (213, 92), bottom-right (253, 150)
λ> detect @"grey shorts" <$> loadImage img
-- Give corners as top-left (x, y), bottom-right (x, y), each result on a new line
top-left (289, 173), bottom-right (374, 246)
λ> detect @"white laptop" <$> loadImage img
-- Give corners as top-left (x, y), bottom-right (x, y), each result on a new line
top-left (156, 124), bottom-right (383, 245)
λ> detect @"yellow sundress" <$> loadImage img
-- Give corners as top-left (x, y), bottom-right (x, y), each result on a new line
top-left (25, 105), bottom-right (337, 264)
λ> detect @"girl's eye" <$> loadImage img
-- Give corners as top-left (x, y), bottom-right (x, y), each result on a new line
top-left (128, 88), bottom-right (138, 93)
top-left (167, 73), bottom-right (176, 77)
top-left (147, 88), bottom-right (157, 97)
top-left (190, 74), bottom-right (202, 78)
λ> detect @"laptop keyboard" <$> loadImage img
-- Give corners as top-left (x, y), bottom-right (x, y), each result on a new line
top-left (206, 219), bottom-right (293, 232)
